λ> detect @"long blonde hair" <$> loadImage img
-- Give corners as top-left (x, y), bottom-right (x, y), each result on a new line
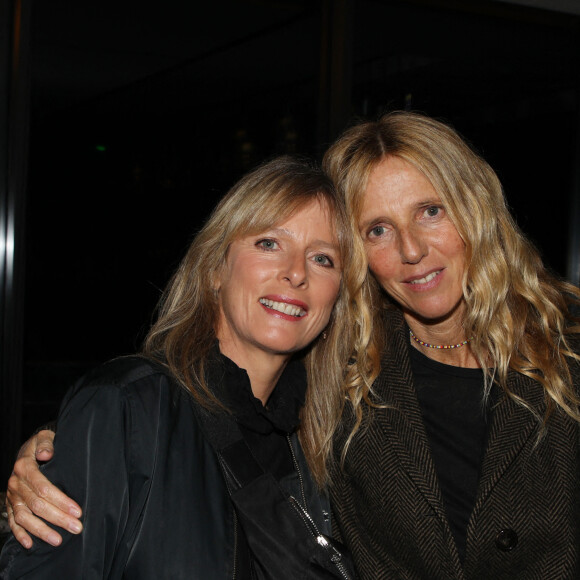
top-left (324, 111), bottom-right (580, 429)
top-left (143, 156), bottom-right (369, 485)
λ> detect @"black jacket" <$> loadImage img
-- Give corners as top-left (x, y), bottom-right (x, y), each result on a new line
top-left (0, 356), bottom-right (332, 579)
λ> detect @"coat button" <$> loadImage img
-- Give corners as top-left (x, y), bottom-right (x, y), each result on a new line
top-left (495, 529), bottom-right (518, 551)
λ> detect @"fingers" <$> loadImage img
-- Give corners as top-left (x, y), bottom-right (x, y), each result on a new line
top-left (34, 430), bottom-right (56, 461)
top-left (6, 474), bottom-right (83, 547)
top-left (6, 500), bottom-right (59, 549)
top-left (16, 429), bottom-right (56, 462)
top-left (6, 502), bottom-right (34, 549)
top-left (14, 432), bottom-right (82, 520)
top-left (7, 440), bottom-right (83, 548)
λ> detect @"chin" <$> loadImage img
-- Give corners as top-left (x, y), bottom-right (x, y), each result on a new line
top-left (407, 300), bottom-right (465, 324)
top-left (259, 325), bottom-right (319, 355)
top-left (260, 336), bottom-right (303, 355)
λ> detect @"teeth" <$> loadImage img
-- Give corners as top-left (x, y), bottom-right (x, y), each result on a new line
top-left (410, 270), bottom-right (441, 285)
top-left (259, 298), bottom-right (306, 317)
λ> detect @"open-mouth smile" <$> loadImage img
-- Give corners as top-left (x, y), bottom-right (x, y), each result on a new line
top-left (259, 298), bottom-right (307, 317)
top-left (408, 270), bottom-right (442, 285)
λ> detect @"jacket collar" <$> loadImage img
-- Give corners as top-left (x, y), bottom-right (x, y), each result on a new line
top-left (373, 308), bottom-right (448, 519)
top-left (473, 368), bottom-right (545, 512)
top-left (206, 345), bottom-right (307, 435)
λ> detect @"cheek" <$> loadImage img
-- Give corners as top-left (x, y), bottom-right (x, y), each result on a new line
top-left (227, 257), bottom-right (268, 290)
top-left (366, 246), bottom-right (396, 283)
top-left (436, 225), bottom-right (466, 255)
top-left (316, 277), bottom-right (342, 319)
top-left (445, 238), bottom-right (467, 272)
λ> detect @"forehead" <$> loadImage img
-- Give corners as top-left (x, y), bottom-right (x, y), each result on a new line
top-left (363, 157), bottom-right (439, 210)
top-left (280, 202), bottom-right (338, 248)
top-left (253, 197), bottom-right (338, 236)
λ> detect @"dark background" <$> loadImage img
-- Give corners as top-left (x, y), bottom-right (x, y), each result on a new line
top-left (2, 0), bottom-right (580, 479)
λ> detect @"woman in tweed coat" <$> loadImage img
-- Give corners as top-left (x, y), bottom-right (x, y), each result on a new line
top-left (7, 113), bottom-right (580, 579)
top-left (322, 111), bottom-right (580, 579)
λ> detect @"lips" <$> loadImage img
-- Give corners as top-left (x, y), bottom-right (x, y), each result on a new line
top-left (259, 298), bottom-right (307, 317)
top-left (407, 270), bottom-right (442, 285)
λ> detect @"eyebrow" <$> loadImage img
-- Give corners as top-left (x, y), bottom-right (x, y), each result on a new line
top-left (358, 216), bottom-right (385, 232)
top-left (269, 227), bottom-right (340, 252)
top-left (358, 198), bottom-right (442, 231)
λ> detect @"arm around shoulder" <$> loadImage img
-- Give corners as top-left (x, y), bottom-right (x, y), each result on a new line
top-left (1, 364), bottom-right (144, 578)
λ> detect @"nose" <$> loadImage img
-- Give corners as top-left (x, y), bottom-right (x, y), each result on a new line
top-left (280, 252), bottom-right (308, 288)
top-left (398, 226), bottom-right (427, 264)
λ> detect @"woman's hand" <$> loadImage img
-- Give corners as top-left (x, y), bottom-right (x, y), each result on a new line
top-left (6, 430), bottom-right (83, 548)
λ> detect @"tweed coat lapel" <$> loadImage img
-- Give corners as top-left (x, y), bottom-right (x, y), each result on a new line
top-left (376, 310), bottom-right (550, 564)
top-left (375, 309), bottom-right (450, 523)
top-left (471, 370), bottom-right (545, 516)
top-left (380, 309), bottom-right (548, 524)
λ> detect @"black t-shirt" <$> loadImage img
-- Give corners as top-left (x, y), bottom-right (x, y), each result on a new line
top-left (410, 345), bottom-right (492, 563)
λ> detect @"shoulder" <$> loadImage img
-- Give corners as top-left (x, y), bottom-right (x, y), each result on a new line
top-left (381, 306), bottom-right (406, 337)
top-left (52, 357), bottom-right (199, 477)
top-left (69, 355), bottom-right (177, 395)
top-left (77, 355), bottom-right (171, 388)
top-left (568, 349), bottom-right (580, 395)
top-left (58, 356), bottom-right (183, 422)
top-left (379, 307), bottom-right (409, 364)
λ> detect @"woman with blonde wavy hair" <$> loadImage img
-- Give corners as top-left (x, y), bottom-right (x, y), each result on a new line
top-left (1, 156), bottom-right (361, 579)
top-left (323, 111), bottom-right (580, 579)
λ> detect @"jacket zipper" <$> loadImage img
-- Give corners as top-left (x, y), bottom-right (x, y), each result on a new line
top-left (288, 496), bottom-right (352, 580)
top-left (232, 509), bottom-right (238, 579)
top-left (286, 434), bottom-right (308, 508)
top-left (286, 435), bottom-right (352, 580)
top-left (219, 454), bottom-right (239, 580)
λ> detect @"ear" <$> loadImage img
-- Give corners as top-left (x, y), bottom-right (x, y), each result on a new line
top-left (213, 245), bottom-right (232, 295)
top-left (211, 264), bottom-right (223, 293)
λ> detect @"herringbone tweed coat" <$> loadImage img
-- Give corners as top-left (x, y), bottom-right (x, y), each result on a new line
top-left (330, 308), bottom-right (580, 580)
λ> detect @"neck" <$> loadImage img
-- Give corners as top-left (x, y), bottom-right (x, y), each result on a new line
top-left (216, 339), bottom-right (289, 405)
top-left (404, 312), bottom-right (480, 369)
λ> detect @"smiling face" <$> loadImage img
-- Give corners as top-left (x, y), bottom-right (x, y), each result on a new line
top-left (215, 199), bottom-right (342, 367)
top-left (360, 155), bottom-right (467, 331)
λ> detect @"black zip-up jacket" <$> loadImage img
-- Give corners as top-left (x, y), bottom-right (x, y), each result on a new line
top-left (0, 356), bottom-right (332, 579)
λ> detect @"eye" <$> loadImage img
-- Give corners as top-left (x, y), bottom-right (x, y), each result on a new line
top-left (256, 238), bottom-right (279, 250)
top-left (423, 206), bottom-right (442, 218)
top-left (313, 254), bottom-right (334, 267)
top-left (368, 225), bottom-right (386, 239)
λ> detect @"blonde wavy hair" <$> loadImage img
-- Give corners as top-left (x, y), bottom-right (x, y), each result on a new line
top-left (324, 111), bottom-right (580, 432)
top-left (143, 156), bottom-right (369, 486)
